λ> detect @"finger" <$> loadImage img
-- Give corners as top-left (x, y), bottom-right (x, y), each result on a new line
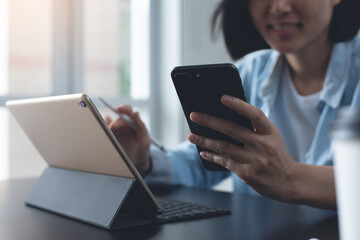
top-left (132, 111), bottom-right (148, 135)
top-left (190, 112), bottom-right (255, 146)
top-left (200, 151), bottom-right (249, 177)
top-left (200, 151), bottom-right (237, 170)
top-left (116, 104), bottom-right (135, 115)
top-left (188, 134), bottom-right (252, 164)
top-left (115, 105), bottom-right (139, 129)
top-left (221, 95), bottom-right (272, 134)
top-left (200, 151), bottom-right (253, 185)
top-left (109, 117), bottom-right (132, 132)
top-left (105, 115), bottom-right (112, 126)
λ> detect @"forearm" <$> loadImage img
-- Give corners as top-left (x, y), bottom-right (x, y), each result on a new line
top-left (289, 163), bottom-right (336, 210)
top-left (144, 145), bottom-right (173, 187)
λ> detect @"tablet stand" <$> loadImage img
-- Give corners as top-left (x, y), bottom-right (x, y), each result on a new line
top-left (26, 167), bottom-right (157, 229)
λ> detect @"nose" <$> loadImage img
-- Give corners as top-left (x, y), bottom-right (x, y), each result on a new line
top-left (269, 0), bottom-right (292, 16)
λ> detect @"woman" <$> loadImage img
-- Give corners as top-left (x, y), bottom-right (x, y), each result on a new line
top-left (107, 0), bottom-right (360, 210)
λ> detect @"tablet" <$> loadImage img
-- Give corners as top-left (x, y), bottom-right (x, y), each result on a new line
top-left (6, 93), bottom-right (162, 214)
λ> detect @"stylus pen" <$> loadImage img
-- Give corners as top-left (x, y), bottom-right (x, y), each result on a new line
top-left (99, 97), bottom-right (166, 151)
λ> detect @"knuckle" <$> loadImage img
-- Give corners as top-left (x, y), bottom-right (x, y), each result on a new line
top-left (264, 142), bottom-right (277, 156)
top-left (253, 156), bottom-right (269, 171)
top-left (109, 122), bottom-right (121, 132)
top-left (223, 121), bottom-right (238, 136)
top-left (123, 104), bottom-right (133, 111)
top-left (244, 131), bottom-right (255, 145)
top-left (216, 140), bottom-right (231, 153)
top-left (224, 157), bottom-right (234, 169)
top-left (241, 168), bottom-right (254, 182)
top-left (250, 107), bottom-right (262, 121)
top-left (257, 138), bottom-right (277, 156)
top-left (219, 156), bottom-right (232, 170)
top-left (209, 153), bottom-right (230, 169)
top-left (197, 136), bottom-right (206, 146)
top-left (252, 155), bottom-right (263, 164)
top-left (219, 157), bottom-right (228, 168)
top-left (223, 126), bottom-right (233, 137)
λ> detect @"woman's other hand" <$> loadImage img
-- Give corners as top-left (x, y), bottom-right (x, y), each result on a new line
top-left (105, 105), bottom-right (151, 176)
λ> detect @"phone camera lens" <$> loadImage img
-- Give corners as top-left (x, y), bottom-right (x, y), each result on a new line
top-left (79, 100), bottom-right (86, 108)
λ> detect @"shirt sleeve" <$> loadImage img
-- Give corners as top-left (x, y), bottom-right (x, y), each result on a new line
top-left (145, 141), bottom-right (231, 189)
top-left (143, 145), bottom-right (173, 187)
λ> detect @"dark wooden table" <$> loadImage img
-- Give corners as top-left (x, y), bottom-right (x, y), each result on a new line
top-left (0, 178), bottom-right (338, 240)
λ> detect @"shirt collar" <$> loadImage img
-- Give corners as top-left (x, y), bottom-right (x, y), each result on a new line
top-left (259, 40), bottom-right (353, 110)
top-left (259, 51), bottom-right (284, 107)
top-left (320, 40), bottom-right (353, 109)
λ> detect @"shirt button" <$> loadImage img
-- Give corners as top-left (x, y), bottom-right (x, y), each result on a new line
top-left (317, 102), bottom-right (325, 112)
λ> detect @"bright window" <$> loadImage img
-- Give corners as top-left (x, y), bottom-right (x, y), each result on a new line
top-left (1, 0), bottom-right (54, 181)
top-left (84, 0), bottom-right (130, 97)
top-left (0, 0), bottom-right (151, 180)
top-left (7, 0), bottom-right (53, 96)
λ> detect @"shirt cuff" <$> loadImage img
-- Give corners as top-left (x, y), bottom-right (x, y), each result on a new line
top-left (144, 145), bottom-right (173, 187)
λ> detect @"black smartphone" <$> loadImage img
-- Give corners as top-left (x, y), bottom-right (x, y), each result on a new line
top-left (171, 63), bottom-right (253, 171)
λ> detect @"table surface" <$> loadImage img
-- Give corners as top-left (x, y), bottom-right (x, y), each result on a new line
top-left (0, 178), bottom-right (339, 240)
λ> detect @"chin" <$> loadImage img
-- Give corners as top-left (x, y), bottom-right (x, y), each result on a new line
top-left (265, 36), bottom-right (302, 54)
top-left (269, 43), bottom-right (299, 54)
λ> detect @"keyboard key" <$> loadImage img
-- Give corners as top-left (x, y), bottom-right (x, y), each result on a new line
top-left (154, 199), bottom-right (231, 224)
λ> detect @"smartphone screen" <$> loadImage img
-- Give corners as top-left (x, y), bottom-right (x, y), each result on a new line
top-left (171, 63), bottom-right (253, 171)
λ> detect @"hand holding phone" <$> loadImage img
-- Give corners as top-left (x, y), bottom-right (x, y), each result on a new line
top-left (171, 63), bottom-right (253, 171)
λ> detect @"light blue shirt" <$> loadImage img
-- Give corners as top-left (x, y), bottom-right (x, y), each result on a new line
top-left (271, 64), bottom-right (321, 163)
top-left (146, 37), bottom-right (360, 195)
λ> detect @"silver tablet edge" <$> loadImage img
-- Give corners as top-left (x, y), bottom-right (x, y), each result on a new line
top-left (82, 94), bottom-right (163, 214)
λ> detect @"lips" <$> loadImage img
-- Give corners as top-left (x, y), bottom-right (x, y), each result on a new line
top-left (272, 23), bottom-right (300, 30)
top-left (267, 22), bottom-right (302, 38)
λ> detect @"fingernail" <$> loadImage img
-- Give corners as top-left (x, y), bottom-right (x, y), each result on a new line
top-left (222, 95), bottom-right (233, 103)
top-left (200, 151), bottom-right (208, 158)
top-left (188, 134), bottom-right (197, 143)
top-left (190, 112), bottom-right (199, 121)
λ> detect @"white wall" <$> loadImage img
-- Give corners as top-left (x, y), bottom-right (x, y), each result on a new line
top-left (155, 0), bottom-right (232, 148)
top-left (156, 0), bottom-right (233, 192)
top-left (182, 0), bottom-right (231, 65)
top-left (180, 0), bottom-right (232, 140)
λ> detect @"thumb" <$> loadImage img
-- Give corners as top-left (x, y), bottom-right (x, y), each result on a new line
top-left (105, 115), bottom-right (112, 126)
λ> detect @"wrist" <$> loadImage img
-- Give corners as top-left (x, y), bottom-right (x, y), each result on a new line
top-left (285, 163), bottom-right (336, 209)
top-left (288, 162), bottom-right (323, 205)
top-left (284, 162), bottom-right (303, 203)
top-left (138, 157), bottom-right (152, 177)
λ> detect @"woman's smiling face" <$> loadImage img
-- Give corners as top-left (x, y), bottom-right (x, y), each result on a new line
top-left (248, 0), bottom-right (341, 54)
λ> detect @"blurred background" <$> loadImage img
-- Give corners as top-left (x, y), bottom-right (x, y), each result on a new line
top-left (0, 0), bottom-right (232, 189)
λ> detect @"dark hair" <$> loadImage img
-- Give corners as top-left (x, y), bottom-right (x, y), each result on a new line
top-left (212, 0), bottom-right (360, 60)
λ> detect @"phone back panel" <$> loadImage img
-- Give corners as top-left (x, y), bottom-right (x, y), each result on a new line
top-left (172, 64), bottom-right (253, 171)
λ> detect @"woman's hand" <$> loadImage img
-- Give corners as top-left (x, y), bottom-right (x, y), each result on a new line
top-left (105, 105), bottom-right (151, 176)
top-left (188, 95), bottom-right (298, 202)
